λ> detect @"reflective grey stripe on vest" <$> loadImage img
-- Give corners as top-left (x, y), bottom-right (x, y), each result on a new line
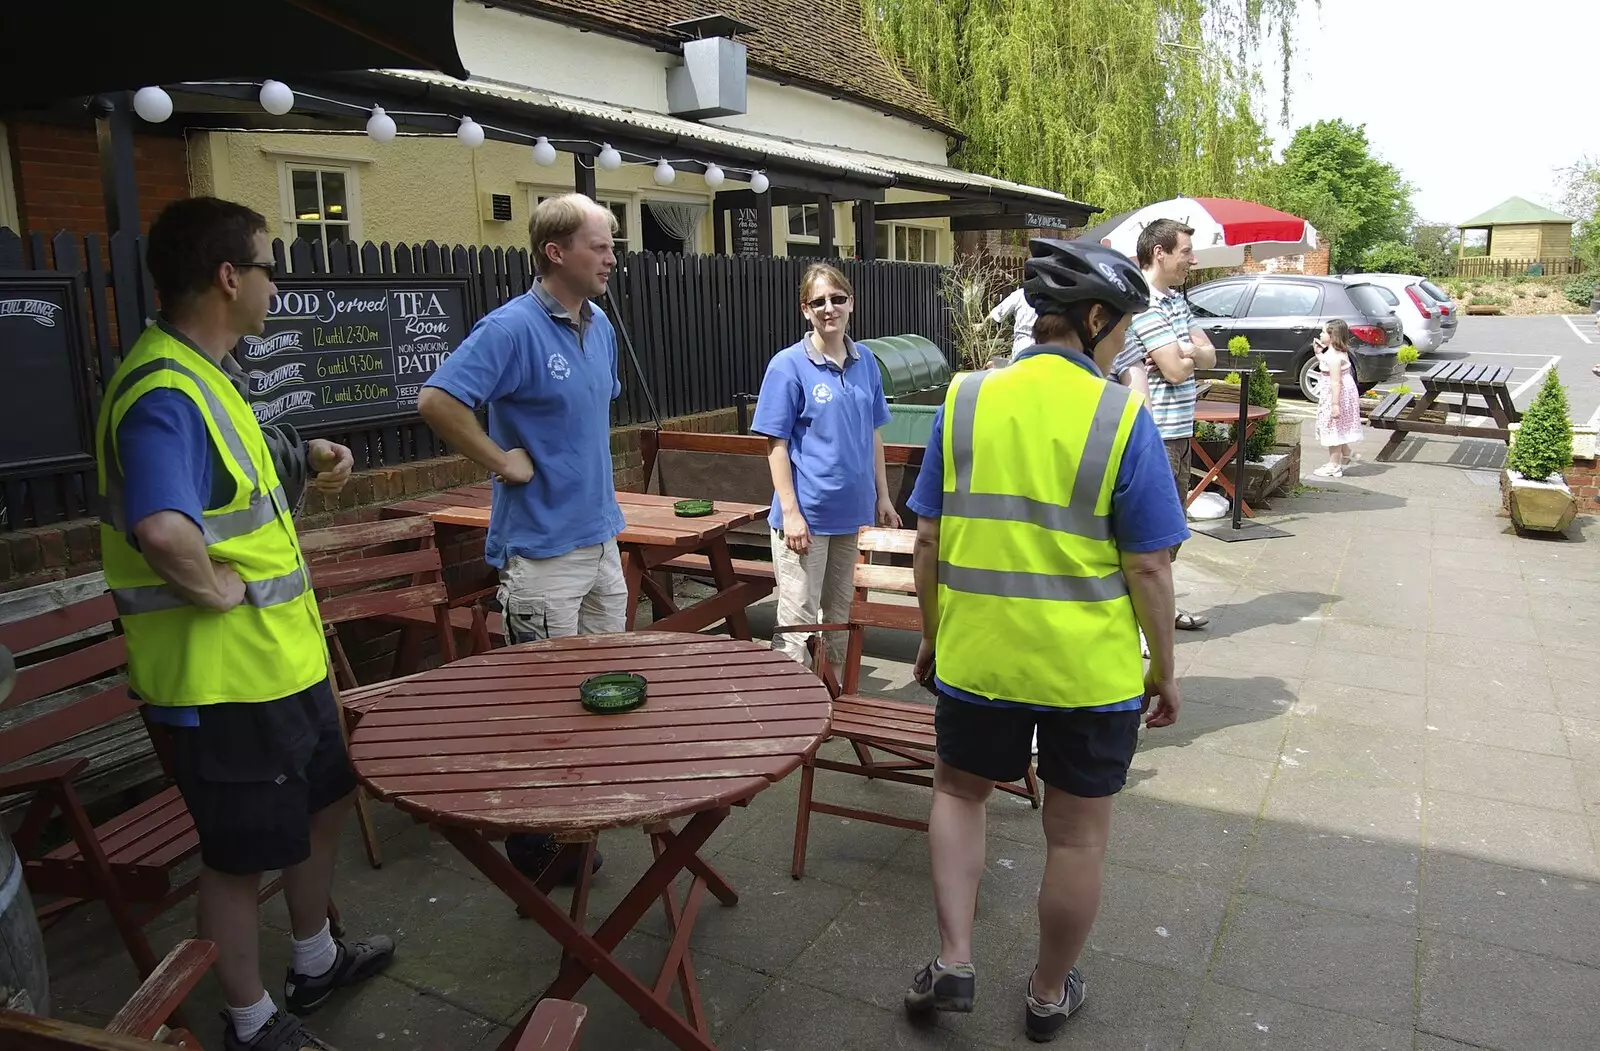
top-left (938, 563), bottom-right (1129, 603)
top-left (111, 563), bottom-right (309, 616)
top-left (100, 356), bottom-right (270, 541)
top-left (946, 366), bottom-right (1132, 540)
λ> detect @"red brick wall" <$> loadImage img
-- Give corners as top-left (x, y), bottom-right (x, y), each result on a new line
top-left (1567, 454), bottom-right (1600, 513)
top-left (1240, 244), bottom-right (1332, 276)
top-left (7, 120), bottom-right (189, 245)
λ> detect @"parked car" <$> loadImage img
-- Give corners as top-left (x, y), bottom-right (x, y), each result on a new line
top-left (1184, 275), bottom-right (1404, 400)
top-left (1416, 278), bottom-right (1459, 343)
top-left (1338, 273), bottom-right (1448, 353)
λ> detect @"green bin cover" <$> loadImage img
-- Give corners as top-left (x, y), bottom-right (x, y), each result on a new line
top-left (863, 334), bottom-right (953, 398)
top-left (881, 402), bottom-right (941, 446)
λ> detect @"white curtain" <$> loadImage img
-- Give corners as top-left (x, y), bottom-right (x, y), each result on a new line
top-left (645, 200), bottom-right (705, 251)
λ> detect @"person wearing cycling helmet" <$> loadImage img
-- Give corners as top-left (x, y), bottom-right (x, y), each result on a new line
top-left (901, 239), bottom-right (1188, 1043)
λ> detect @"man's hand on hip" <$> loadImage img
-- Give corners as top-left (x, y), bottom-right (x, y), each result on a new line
top-left (496, 448), bottom-right (535, 485)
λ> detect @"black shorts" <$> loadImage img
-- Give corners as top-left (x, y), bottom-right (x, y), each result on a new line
top-left (934, 691), bottom-right (1141, 798)
top-left (164, 679), bottom-right (357, 875)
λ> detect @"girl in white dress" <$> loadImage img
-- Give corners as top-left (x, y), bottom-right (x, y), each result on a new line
top-left (1313, 320), bottom-right (1364, 477)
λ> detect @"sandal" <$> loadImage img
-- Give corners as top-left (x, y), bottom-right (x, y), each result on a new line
top-left (1175, 610), bottom-right (1208, 631)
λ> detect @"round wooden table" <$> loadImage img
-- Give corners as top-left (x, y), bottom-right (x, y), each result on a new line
top-left (350, 632), bottom-right (830, 1051)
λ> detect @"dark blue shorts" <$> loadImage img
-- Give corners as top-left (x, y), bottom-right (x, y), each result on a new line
top-left (934, 691), bottom-right (1140, 798)
top-left (163, 679), bottom-right (357, 875)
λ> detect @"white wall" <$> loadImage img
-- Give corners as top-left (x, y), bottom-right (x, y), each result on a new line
top-left (453, 1), bottom-right (949, 164)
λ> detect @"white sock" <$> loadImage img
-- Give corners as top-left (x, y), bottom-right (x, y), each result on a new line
top-left (290, 920), bottom-right (339, 978)
top-left (227, 991), bottom-right (278, 1041)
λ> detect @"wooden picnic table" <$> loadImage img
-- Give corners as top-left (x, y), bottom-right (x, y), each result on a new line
top-left (348, 632), bottom-right (830, 1051)
top-left (1369, 360), bottom-right (1522, 452)
top-left (1190, 403), bottom-right (1273, 516)
top-left (384, 486), bottom-right (773, 640)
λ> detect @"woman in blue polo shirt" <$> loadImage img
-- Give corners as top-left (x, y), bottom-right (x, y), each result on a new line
top-left (753, 263), bottom-right (901, 666)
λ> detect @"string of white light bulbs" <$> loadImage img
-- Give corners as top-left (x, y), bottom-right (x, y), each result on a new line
top-left (130, 81), bottom-right (771, 194)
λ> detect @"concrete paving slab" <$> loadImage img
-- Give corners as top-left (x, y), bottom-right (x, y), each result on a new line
top-left (1262, 767), bottom-right (1422, 843)
top-left (1080, 865), bottom-right (1229, 977)
top-left (1241, 823), bottom-right (1420, 921)
top-left (1124, 745), bottom-right (1277, 816)
top-left (1209, 894), bottom-right (1417, 1027)
top-left (1419, 931), bottom-right (1600, 1051)
top-left (1290, 680), bottom-right (1428, 734)
top-left (1424, 737), bottom-right (1583, 811)
top-left (1278, 718), bottom-right (1424, 784)
top-left (1425, 661), bottom-right (1558, 714)
top-left (1103, 795), bottom-right (1252, 885)
top-left (1182, 980), bottom-right (1413, 1051)
top-left (1425, 792), bottom-right (1600, 880)
top-left (1304, 648), bottom-right (1428, 695)
top-left (1419, 851), bottom-right (1600, 968)
top-left (1424, 695), bottom-right (1569, 756)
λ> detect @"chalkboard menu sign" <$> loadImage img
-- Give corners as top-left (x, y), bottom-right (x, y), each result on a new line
top-left (0, 273), bottom-right (94, 475)
top-left (731, 208), bottom-right (762, 255)
top-left (233, 277), bottom-right (473, 429)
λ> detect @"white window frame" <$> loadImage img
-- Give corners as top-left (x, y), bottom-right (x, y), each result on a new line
top-left (278, 160), bottom-right (363, 264)
top-left (874, 221), bottom-right (941, 264)
top-left (639, 189), bottom-right (711, 254)
top-left (528, 186), bottom-right (637, 253)
top-left (0, 124), bottom-right (19, 232)
top-left (786, 203), bottom-right (821, 249)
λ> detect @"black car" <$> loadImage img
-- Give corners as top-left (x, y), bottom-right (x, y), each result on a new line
top-left (1184, 275), bottom-right (1404, 399)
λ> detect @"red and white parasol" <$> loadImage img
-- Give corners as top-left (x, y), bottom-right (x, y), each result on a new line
top-left (1078, 197), bottom-right (1318, 268)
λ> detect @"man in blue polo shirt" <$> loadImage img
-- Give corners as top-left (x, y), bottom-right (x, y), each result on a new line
top-left (418, 193), bottom-right (625, 885)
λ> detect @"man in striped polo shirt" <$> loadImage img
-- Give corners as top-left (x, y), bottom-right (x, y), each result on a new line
top-left (1111, 219), bottom-right (1216, 632)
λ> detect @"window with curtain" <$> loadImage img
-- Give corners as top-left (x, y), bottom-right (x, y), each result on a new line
top-left (644, 200), bottom-right (705, 252)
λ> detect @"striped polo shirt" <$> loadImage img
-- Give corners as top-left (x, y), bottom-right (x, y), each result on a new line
top-left (1123, 287), bottom-right (1197, 440)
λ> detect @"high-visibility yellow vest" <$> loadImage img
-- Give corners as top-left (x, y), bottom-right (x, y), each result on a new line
top-left (935, 351), bottom-right (1145, 709)
top-left (95, 323), bottom-right (325, 706)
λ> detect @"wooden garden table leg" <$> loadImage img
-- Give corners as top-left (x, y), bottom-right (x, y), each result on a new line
top-left (1188, 438), bottom-right (1241, 509)
top-left (706, 536), bottom-right (753, 640)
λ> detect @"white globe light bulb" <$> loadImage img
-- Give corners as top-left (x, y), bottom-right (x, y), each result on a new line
top-left (457, 116), bottom-right (485, 148)
top-left (750, 170), bottom-right (770, 194)
top-left (133, 86), bottom-right (173, 123)
top-left (703, 163), bottom-right (725, 188)
top-left (259, 79), bottom-right (295, 116)
top-left (597, 144), bottom-right (622, 171)
top-left (366, 106), bottom-right (397, 143)
top-left (532, 136), bottom-right (558, 166)
top-left (654, 160), bottom-right (676, 186)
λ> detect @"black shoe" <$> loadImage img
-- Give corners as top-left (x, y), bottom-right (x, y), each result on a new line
top-left (904, 957), bottom-right (976, 1014)
top-left (283, 935), bottom-right (395, 1016)
top-left (506, 833), bottom-right (603, 886)
top-left (1024, 967), bottom-right (1086, 1043)
top-left (224, 1010), bottom-right (337, 1050)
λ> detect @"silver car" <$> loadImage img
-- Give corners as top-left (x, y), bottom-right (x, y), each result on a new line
top-left (1416, 279), bottom-right (1458, 343)
top-left (1338, 273), bottom-right (1447, 353)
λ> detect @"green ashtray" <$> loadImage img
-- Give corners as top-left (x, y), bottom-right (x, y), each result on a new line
top-left (580, 672), bottom-right (648, 714)
top-left (673, 499), bottom-right (715, 518)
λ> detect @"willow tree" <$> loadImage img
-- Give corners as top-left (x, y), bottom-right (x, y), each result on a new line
top-left (866, 0), bottom-right (1306, 213)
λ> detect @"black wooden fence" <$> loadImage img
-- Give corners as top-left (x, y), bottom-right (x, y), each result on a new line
top-left (0, 228), bottom-right (952, 532)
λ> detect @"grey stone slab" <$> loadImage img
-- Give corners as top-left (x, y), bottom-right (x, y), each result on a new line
top-left (1279, 718), bottom-right (1423, 785)
top-left (1289, 680), bottom-right (1428, 735)
top-left (1436, 564), bottom-right (1528, 598)
top-left (1424, 737), bottom-right (1583, 812)
top-left (718, 977), bottom-right (966, 1051)
top-left (663, 852), bottom-right (854, 974)
top-left (1424, 634), bottom-right (1557, 679)
top-left (1209, 894), bottom-right (1417, 1026)
top-left (299, 974), bottom-right (500, 1051)
top-left (1151, 699), bottom-right (1292, 762)
top-left (1182, 981), bottom-right (1414, 1051)
top-left (1317, 592), bottom-right (1431, 632)
top-left (1430, 598), bottom-right (1540, 644)
top-left (1420, 850), bottom-right (1600, 968)
top-left (1177, 673), bottom-right (1301, 715)
top-left (1535, 615), bottom-right (1600, 651)
top-left (1304, 648), bottom-right (1426, 696)
top-left (1425, 791), bottom-right (1599, 880)
top-left (1316, 621), bottom-right (1427, 660)
top-left (1424, 660), bottom-right (1557, 713)
top-left (1544, 660), bottom-right (1600, 721)
top-left (1419, 930), bottom-right (1600, 1051)
top-left (1082, 864), bottom-right (1229, 977)
top-left (1262, 767), bottom-right (1423, 842)
top-left (1125, 745), bottom-right (1277, 816)
top-left (1187, 639), bottom-right (1314, 681)
top-left (1432, 546), bottom-right (1522, 574)
top-left (1412, 1037), bottom-right (1489, 1051)
top-left (1241, 823), bottom-right (1420, 921)
top-left (1424, 695), bottom-right (1569, 756)
top-left (1105, 795), bottom-right (1253, 885)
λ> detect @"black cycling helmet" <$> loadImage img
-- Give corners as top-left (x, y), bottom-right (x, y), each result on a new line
top-left (1023, 238), bottom-right (1151, 351)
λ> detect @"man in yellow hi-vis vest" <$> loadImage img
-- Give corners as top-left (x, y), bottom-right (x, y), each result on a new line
top-left (901, 240), bottom-right (1188, 1044)
top-left (97, 198), bottom-right (392, 1051)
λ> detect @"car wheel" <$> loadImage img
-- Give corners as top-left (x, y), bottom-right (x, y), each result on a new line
top-left (1296, 353), bottom-right (1324, 401)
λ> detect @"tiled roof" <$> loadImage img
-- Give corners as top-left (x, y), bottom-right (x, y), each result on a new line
top-left (1459, 196), bottom-right (1575, 227)
top-left (486, 0), bottom-right (956, 135)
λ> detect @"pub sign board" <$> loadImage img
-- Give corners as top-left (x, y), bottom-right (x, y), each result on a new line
top-left (232, 276), bottom-right (473, 429)
top-left (0, 272), bottom-right (95, 476)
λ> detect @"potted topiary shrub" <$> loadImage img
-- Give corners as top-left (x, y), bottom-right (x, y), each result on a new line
top-left (1502, 371), bottom-right (1578, 534)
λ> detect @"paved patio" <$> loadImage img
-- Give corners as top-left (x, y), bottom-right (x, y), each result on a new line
top-left (42, 423), bottom-right (1600, 1050)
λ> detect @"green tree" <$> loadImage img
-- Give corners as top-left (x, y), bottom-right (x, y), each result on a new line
top-left (863, 0), bottom-right (1306, 214)
top-left (1249, 120), bottom-right (1414, 272)
top-left (1409, 224), bottom-right (1459, 278)
top-left (1358, 240), bottom-right (1426, 275)
top-left (1557, 157), bottom-right (1600, 269)
top-left (1506, 371), bottom-right (1573, 482)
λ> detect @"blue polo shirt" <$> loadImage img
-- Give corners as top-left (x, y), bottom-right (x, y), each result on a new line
top-left (424, 281), bottom-right (625, 566)
top-left (750, 337), bottom-right (891, 536)
top-left (907, 345), bottom-right (1191, 712)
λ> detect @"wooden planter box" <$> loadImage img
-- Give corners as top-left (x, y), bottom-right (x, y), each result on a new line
top-left (1500, 469), bottom-right (1578, 534)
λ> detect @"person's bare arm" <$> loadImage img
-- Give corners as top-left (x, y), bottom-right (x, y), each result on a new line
top-left (1121, 363), bottom-right (1152, 400)
top-left (911, 515), bottom-right (941, 684)
top-left (417, 387), bottom-right (532, 483)
top-left (1121, 546), bottom-right (1180, 726)
top-left (1186, 325), bottom-right (1218, 369)
top-left (132, 511), bottom-right (245, 612)
top-left (1149, 339), bottom-right (1197, 384)
top-left (766, 438), bottom-right (810, 553)
top-left (872, 432), bottom-right (901, 527)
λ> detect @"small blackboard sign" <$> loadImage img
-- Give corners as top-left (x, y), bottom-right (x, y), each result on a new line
top-left (233, 276), bottom-right (472, 429)
top-left (731, 208), bottom-right (762, 256)
top-left (0, 273), bottom-right (94, 475)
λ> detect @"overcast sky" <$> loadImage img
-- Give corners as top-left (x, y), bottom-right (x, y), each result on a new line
top-left (1260, 0), bottom-right (1599, 225)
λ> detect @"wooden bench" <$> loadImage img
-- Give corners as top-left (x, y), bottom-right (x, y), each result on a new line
top-left (773, 532), bottom-right (1038, 880)
top-left (1370, 361), bottom-right (1522, 456)
top-left (0, 597), bottom-right (320, 980)
top-left (661, 527), bottom-right (918, 596)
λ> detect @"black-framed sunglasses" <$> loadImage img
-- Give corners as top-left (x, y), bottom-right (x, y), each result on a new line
top-left (806, 293), bottom-right (851, 310)
top-left (232, 261), bottom-right (279, 280)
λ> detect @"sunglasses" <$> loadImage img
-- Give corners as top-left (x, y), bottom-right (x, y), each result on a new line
top-left (806, 293), bottom-right (851, 310)
top-left (232, 261), bottom-right (279, 280)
